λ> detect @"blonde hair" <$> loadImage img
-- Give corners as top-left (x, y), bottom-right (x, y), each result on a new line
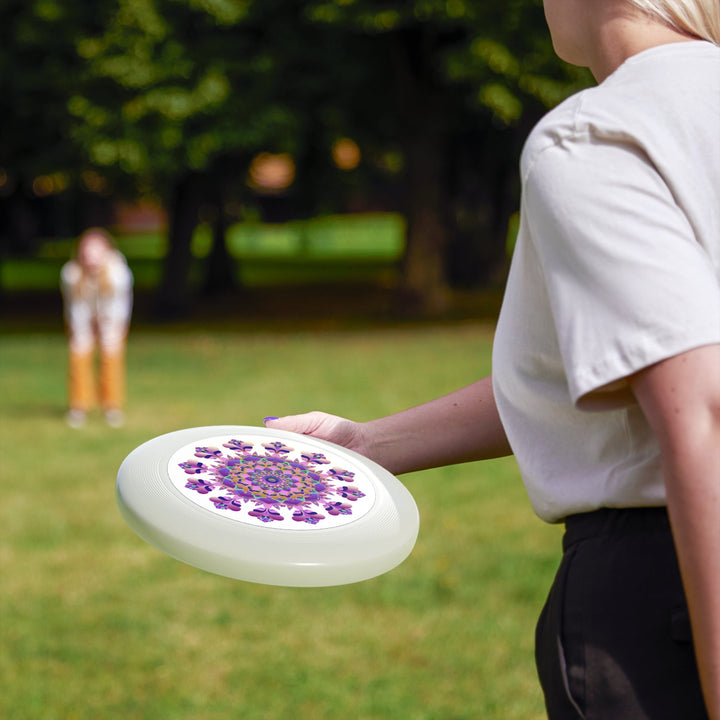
top-left (627, 0), bottom-right (720, 44)
top-left (74, 227), bottom-right (119, 298)
top-left (78, 227), bottom-right (115, 252)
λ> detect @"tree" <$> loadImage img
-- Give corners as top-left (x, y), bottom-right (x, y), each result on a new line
top-left (0, 0), bottom-right (592, 315)
top-left (303, 0), bottom-right (592, 312)
top-left (69, 0), bottom-right (368, 315)
top-left (0, 0), bottom-right (97, 256)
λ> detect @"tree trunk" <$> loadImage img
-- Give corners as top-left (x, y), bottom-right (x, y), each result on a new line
top-left (392, 28), bottom-right (451, 316)
top-left (445, 109), bottom-right (544, 288)
top-left (401, 130), bottom-right (450, 314)
top-left (156, 172), bottom-right (203, 319)
top-left (202, 182), bottom-right (237, 297)
top-left (445, 123), bottom-right (521, 288)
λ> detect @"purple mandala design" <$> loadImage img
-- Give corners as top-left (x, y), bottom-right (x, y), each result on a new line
top-left (177, 438), bottom-right (368, 526)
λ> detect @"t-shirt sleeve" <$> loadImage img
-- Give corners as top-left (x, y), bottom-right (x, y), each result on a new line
top-left (524, 135), bottom-right (720, 408)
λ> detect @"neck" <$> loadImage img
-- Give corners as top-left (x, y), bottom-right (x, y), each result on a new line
top-left (589, 9), bottom-right (697, 82)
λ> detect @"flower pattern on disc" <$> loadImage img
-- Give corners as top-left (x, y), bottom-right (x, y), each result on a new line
top-left (177, 439), bottom-right (367, 525)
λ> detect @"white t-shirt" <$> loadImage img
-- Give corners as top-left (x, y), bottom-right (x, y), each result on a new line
top-left (492, 41), bottom-right (720, 523)
top-left (61, 250), bottom-right (134, 353)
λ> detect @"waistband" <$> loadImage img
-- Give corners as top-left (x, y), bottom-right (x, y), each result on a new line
top-left (563, 506), bottom-right (670, 552)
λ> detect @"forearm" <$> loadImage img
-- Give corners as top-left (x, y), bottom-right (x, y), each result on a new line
top-left (360, 375), bottom-right (512, 475)
top-left (631, 345), bottom-right (720, 718)
top-left (664, 439), bottom-right (720, 719)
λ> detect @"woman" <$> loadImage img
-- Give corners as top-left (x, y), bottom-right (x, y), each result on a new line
top-left (266, 1), bottom-right (720, 717)
top-left (61, 228), bottom-right (133, 428)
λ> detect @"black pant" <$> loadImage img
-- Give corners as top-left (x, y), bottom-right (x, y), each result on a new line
top-left (535, 507), bottom-right (708, 719)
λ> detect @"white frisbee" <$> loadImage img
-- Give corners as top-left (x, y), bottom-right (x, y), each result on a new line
top-left (116, 425), bottom-right (419, 587)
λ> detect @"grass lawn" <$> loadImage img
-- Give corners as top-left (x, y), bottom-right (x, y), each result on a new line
top-left (0, 323), bottom-right (561, 720)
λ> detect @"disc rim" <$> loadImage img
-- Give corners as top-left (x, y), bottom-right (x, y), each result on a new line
top-left (116, 425), bottom-right (419, 586)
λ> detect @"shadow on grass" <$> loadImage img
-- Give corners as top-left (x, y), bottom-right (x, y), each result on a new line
top-left (0, 282), bottom-right (505, 335)
top-left (1, 402), bottom-right (67, 421)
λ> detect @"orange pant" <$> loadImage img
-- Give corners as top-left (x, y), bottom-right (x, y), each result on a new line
top-left (68, 346), bottom-right (126, 412)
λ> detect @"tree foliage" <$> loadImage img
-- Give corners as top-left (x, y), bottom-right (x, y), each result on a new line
top-left (298, 0), bottom-right (591, 310)
top-left (0, 0), bottom-right (593, 314)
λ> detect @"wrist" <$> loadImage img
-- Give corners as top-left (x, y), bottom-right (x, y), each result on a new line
top-left (357, 420), bottom-right (397, 472)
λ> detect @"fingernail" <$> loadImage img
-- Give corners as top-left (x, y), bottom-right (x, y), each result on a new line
top-left (263, 416), bottom-right (279, 425)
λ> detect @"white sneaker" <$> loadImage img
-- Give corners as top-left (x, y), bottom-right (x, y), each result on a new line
top-left (66, 409), bottom-right (87, 429)
top-left (104, 409), bottom-right (125, 428)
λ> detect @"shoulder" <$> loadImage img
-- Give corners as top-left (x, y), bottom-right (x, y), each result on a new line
top-left (522, 41), bottom-right (720, 183)
top-left (94, 251), bottom-right (134, 295)
top-left (520, 91), bottom-right (588, 181)
top-left (520, 72), bottom-right (644, 182)
top-left (61, 260), bottom-right (82, 287)
top-left (106, 251), bottom-right (133, 283)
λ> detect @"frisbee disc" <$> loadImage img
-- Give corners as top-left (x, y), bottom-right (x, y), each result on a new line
top-left (116, 425), bottom-right (419, 587)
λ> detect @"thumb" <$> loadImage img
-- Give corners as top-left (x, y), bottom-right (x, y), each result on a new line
top-left (263, 412), bottom-right (368, 457)
top-left (263, 412), bottom-right (327, 436)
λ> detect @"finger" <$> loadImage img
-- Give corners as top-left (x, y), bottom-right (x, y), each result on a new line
top-left (263, 412), bottom-right (324, 435)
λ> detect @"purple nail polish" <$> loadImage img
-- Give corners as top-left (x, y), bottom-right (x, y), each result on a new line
top-left (263, 416), bottom-right (279, 424)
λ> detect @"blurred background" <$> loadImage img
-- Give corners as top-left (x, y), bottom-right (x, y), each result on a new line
top-left (0, 0), bottom-right (591, 326)
top-left (0, 2), bottom-right (590, 718)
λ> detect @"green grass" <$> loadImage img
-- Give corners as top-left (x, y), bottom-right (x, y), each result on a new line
top-left (0, 255), bottom-right (401, 292)
top-left (0, 324), bottom-right (561, 720)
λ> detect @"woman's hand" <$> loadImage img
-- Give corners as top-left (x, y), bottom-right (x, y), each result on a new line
top-left (264, 412), bottom-right (372, 457)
